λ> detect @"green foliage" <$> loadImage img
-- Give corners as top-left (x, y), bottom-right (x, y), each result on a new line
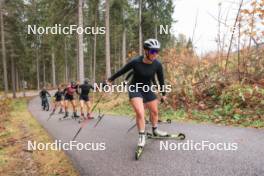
top-left (0, 0), bottom-right (175, 89)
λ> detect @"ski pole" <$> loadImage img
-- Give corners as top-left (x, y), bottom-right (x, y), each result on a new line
top-left (127, 123), bottom-right (137, 133)
top-left (47, 112), bottom-right (54, 121)
top-left (72, 93), bottom-right (103, 141)
top-left (126, 97), bottom-right (168, 133)
top-left (94, 114), bottom-right (104, 128)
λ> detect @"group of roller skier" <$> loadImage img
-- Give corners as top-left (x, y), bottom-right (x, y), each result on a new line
top-left (39, 79), bottom-right (95, 121)
top-left (39, 39), bottom-right (185, 160)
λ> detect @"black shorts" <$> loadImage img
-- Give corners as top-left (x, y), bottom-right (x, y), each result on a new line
top-left (65, 94), bottom-right (74, 101)
top-left (128, 88), bottom-right (157, 103)
top-left (80, 95), bottom-right (89, 102)
top-left (55, 98), bottom-right (62, 102)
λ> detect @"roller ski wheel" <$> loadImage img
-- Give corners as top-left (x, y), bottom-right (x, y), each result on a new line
top-left (157, 119), bottom-right (171, 124)
top-left (146, 132), bottom-right (185, 140)
top-left (59, 117), bottom-right (71, 121)
top-left (135, 146), bottom-right (144, 160)
top-left (59, 116), bottom-right (67, 121)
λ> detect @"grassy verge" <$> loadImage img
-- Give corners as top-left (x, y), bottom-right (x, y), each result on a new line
top-left (0, 98), bottom-right (78, 176)
top-left (96, 93), bottom-right (264, 128)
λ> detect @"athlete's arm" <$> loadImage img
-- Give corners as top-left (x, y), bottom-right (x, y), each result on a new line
top-left (156, 63), bottom-right (166, 96)
top-left (46, 91), bottom-right (51, 97)
top-left (89, 84), bottom-right (95, 90)
top-left (125, 71), bottom-right (134, 82)
top-left (151, 76), bottom-right (158, 85)
top-left (76, 85), bottom-right (80, 95)
top-left (108, 59), bottom-right (134, 82)
top-left (63, 88), bottom-right (67, 95)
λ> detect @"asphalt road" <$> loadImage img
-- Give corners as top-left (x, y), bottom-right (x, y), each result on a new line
top-left (28, 96), bottom-right (264, 176)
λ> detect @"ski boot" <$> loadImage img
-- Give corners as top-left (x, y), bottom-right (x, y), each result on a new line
top-left (72, 112), bottom-right (80, 120)
top-left (87, 113), bottom-right (94, 119)
top-left (78, 113), bottom-right (86, 123)
top-left (58, 108), bottom-right (64, 114)
top-left (60, 111), bottom-right (69, 120)
top-left (135, 132), bottom-right (146, 160)
top-left (147, 127), bottom-right (185, 140)
top-left (153, 127), bottom-right (168, 137)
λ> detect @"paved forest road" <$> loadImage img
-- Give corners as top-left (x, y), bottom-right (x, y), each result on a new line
top-left (28, 96), bottom-right (264, 176)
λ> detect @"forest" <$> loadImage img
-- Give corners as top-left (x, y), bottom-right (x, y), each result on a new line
top-left (0, 0), bottom-right (264, 127)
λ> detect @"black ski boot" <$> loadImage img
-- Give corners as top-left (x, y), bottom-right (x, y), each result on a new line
top-left (72, 112), bottom-right (80, 120)
top-left (59, 108), bottom-right (63, 114)
top-left (63, 111), bottom-right (69, 119)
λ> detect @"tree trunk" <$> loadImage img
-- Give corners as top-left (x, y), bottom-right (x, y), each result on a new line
top-left (237, 19), bottom-right (241, 81)
top-left (93, 0), bottom-right (98, 83)
top-left (105, 0), bottom-right (111, 78)
top-left (217, 3), bottom-right (221, 66)
top-left (15, 66), bottom-right (19, 91)
top-left (93, 32), bottom-right (97, 83)
top-left (1, 10), bottom-right (8, 95)
top-left (64, 38), bottom-right (68, 84)
top-left (51, 46), bottom-right (56, 87)
top-left (36, 48), bottom-right (40, 90)
top-left (76, 39), bottom-right (79, 80)
top-left (78, 0), bottom-right (84, 83)
top-left (122, 28), bottom-right (126, 66)
top-left (139, 0), bottom-right (142, 55)
top-left (89, 40), bottom-right (93, 80)
top-left (154, 24), bottom-right (158, 39)
top-left (224, 0), bottom-right (243, 73)
top-left (33, 0), bottom-right (40, 90)
top-left (11, 48), bottom-right (16, 98)
top-left (43, 59), bottom-right (46, 87)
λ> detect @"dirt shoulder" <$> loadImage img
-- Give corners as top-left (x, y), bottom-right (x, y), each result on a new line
top-left (0, 97), bottom-right (78, 176)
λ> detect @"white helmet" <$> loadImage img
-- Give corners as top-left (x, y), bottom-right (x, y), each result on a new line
top-left (143, 39), bottom-right (160, 50)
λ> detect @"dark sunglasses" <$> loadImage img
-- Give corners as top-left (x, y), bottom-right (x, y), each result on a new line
top-left (148, 49), bottom-right (159, 54)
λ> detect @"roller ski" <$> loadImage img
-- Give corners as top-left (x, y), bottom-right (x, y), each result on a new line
top-left (127, 119), bottom-right (172, 133)
top-left (78, 113), bottom-right (94, 123)
top-left (59, 111), bottom-right (70, 120)
top-left (146, 128), bottom-right (185, 140)
top-left (135, 132), bottom-right (146, 160)
top-left (145, 119), bottom-right (172, 124)
top-left (71, 112), bottom-right (80, 120)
